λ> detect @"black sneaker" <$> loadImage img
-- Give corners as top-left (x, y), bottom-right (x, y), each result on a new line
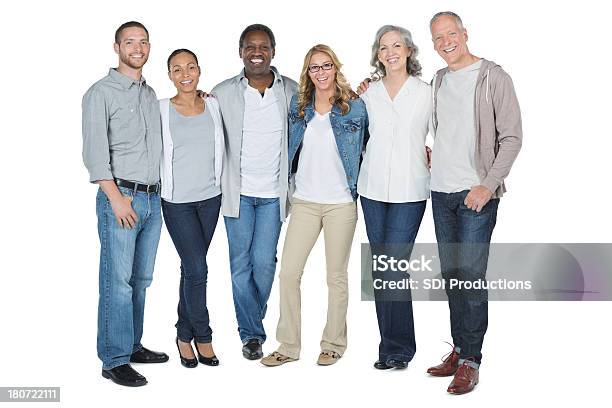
top-left (242, 339), bottom-right (263, 360)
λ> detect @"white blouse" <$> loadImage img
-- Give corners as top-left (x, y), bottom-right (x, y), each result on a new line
top-left (358, 76), bottom-right (432, 203)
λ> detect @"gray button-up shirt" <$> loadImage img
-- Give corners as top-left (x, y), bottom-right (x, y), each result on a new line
top-left (82, 68), bottom-right (162, 185)
top-left (212, 67), bottom-right (297, 220)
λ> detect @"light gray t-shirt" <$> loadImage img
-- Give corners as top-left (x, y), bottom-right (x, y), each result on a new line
top-left (431, 59), bottom-right (483, 193)
top-left (168, 104), bottom-right (220, 203)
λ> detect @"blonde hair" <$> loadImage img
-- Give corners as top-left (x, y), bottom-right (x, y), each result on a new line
top-left (297, 44), bottom-right (352, 118)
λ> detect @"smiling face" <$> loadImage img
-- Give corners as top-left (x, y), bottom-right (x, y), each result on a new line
top-left (240, 30), bottom-right (274, 76)
top-left (168, 52), bottom-right (200, 93)
top-left (378, 30), bottom-right (411, 75)
top-left (431, 15), bottom-right (470, 69)
top-left (308, 51), bottom-right (337, 93)
top-left (114, 26), bottom-right (150, 70)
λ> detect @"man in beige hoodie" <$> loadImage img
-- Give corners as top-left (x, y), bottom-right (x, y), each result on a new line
top-left (426, 11), bottom-right (522, 394)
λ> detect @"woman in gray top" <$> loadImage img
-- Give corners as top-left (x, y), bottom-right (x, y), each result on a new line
top-left (159, 49), bottom-right (224, 368)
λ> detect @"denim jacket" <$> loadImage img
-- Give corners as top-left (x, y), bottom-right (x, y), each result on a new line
top-left (288, 94), bottom-right (369, 201)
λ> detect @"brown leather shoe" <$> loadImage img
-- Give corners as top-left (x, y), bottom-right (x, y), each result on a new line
top-left (427, 347), bottom-right (460, 376)
top-left (447, 361), bottom-right (479, 394)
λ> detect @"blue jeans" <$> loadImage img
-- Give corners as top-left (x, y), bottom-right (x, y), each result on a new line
top-left (360, 196), bottom-right (426, 363)
top-left (96, 187), bottom-right (162, 370)
top-left (162, 195), bottom-right (221, 343)
top-left (224, 195), bottom-right (282, 343)
top-left (431, 190), bottom-right (499, 365)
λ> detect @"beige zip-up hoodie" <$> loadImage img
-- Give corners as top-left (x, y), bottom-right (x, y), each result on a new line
top-left (432, 59), bottom-right (522, 198)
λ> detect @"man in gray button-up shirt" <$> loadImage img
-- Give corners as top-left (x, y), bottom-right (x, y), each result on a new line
top-left (82, 67), bottom-right (161, 185)
top-left (212, 24), bottom-right (297, 361)
top-left (81, 21), bottom-right (167, 388)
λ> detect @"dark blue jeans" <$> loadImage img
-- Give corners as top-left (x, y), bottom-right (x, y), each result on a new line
top-left (162, 194), bottom-right (221, 343)
top-left (431, 190), bottom-right (499, 365)
top-left (360, 196), bottom-right (426, 363)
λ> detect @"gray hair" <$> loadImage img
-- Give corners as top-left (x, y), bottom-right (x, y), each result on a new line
top-left (430, 11), bottom-right (465, 31)
top-left (370, 25), bottom-right (422, 80)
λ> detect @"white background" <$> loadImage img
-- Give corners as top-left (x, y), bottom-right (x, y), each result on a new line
top-left (0, 0), bottom-right (610, 406)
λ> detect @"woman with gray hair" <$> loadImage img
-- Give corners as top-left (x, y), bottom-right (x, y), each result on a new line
top-left (358, 25), bottom-right (432, 370)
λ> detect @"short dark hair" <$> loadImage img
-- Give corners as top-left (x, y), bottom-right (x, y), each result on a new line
top-left (239, 24), bottom-right (276, 49)
top-left (115, 21), bottom-right (149, 44)
top-left (167, 48), bottom-right (199, 71)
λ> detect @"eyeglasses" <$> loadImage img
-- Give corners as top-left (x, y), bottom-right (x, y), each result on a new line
top-left (308, 62), bottom-right (334, 73)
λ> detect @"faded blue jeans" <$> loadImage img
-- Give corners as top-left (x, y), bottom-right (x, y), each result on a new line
top-left (224, 195), bottom-right (282, 343)
top-left (96, 186), bottom-right (162, 370)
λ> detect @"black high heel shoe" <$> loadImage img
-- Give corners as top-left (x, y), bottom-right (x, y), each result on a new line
top-left (176, 338), bottom-right (198, 368)
top-left (195, 342), bottom-right (219, 366)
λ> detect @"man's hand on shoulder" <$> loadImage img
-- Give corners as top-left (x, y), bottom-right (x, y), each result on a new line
top-left (196, 90), bottom-right (212, 99)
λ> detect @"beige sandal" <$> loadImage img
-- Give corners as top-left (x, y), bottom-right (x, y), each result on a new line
top-left (261, 351), bottom-right (297, 367)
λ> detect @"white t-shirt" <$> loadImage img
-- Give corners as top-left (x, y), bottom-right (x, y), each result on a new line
top-left (430, 59), bottom-right (483, 193)
top-left (358, 76), bottom-right (432, 203)
top-left (240, 83), bottom-right (283, 198)
top-left (293, 111), bottom-right (353, 204)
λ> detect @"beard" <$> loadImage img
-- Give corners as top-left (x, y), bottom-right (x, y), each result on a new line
top-left (119, 53), bottom-right (148, 70)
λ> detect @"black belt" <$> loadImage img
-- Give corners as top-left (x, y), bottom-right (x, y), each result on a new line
top-left (115, 178), bottom-right (160, 194)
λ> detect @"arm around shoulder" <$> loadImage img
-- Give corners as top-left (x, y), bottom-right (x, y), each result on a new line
top-left (284, 76), bottom-right (299, 99)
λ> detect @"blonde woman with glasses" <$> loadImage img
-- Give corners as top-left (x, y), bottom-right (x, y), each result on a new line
top-left (261, 45), bottom-right (368, 367)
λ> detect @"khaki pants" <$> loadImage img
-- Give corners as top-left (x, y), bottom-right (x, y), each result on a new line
top-left (276, 198), bottom-right (357, 359)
